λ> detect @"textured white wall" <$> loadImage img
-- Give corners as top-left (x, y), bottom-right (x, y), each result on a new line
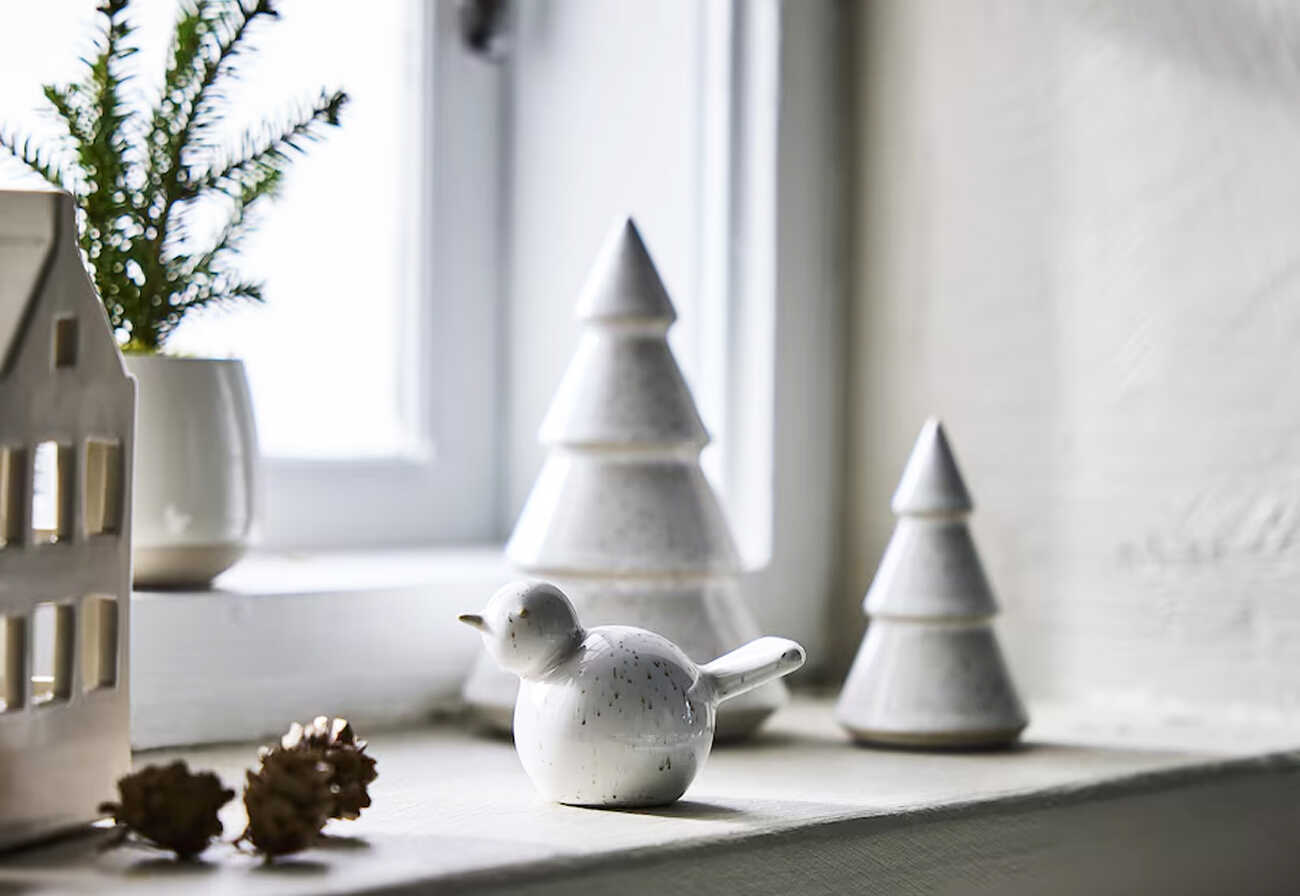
top-left (845, 0), bottom-right (1300, 720)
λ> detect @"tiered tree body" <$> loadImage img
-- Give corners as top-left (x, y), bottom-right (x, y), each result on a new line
top-left (463, 218), bottom-right (786, 740)
top-left (835, 418), bottom-right (1027, 747)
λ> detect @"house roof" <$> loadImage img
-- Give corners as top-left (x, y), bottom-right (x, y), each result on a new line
top-left (0, 190), bottom-right (59, 370)
top-left (574, 217), bottom-right (678, 324)
top-left (891, 418), bottom-right (974, 516)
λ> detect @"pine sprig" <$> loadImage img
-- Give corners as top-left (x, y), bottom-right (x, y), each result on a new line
top-left (41, 85), bottom-right (94, 149)
top-left (0, 0), bottom-right (347, 354)
top-left (73, 1), bottom-right (141, 341)
top-left (143, 0), bottom-right (278, 266)
top-left (0, 130), bottom-right (72, 190)
top-left (191, 89), bottom-right (347, 201)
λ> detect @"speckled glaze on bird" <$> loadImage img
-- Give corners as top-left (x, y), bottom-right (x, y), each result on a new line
top-left (461, 581), bottom-right (806, 807)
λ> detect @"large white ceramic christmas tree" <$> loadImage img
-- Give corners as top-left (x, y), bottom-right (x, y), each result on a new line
top-left (835, 418), bottom-right (1027, 747)
top-left (463, 217), bottom-right (786, 740)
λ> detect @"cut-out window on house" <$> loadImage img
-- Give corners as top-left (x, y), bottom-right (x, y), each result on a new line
top-left (32, 441), bottom-right (72, 544)
top-left (53, 316), bottom-right (77, 368)
top-left (31, 602), bottom-right (73, 705)
top-left (0, 446), bottom-right (26, 546)
top-left (0, 615), bottom-right (24, 712)
top-left (81, 595), bottom-right (118, 692)
top-left (84, 440), bottom-right (123, 536)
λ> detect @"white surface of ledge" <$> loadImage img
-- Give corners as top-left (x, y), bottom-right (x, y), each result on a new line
top-left (130, 547), bottom-right (510, 749)
top-left (5, 697), bottom-right (1300, 895)
top-left (193, 547), bottom-right (510, 594)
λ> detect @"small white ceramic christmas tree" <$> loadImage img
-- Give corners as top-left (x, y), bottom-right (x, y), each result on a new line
top-left (463, 217), bottom-right (786, 740)
top-left (835, 418), bottom-right (1027, 747)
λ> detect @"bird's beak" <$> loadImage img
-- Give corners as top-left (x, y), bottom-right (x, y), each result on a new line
top-left (458, 613), bottom-right (488, 633)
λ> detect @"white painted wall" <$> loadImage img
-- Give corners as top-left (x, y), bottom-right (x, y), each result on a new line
top-left (845, 0), bottom-right (1300, 721)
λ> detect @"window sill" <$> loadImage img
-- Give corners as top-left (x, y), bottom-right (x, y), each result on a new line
top-left (6, 696), bottom-right (1300, 893)
top-left (130, 546), bottom-right (510, 749)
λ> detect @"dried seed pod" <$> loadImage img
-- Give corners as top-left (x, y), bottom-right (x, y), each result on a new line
top-left (238, 749), bottom-right (333, 861)
top-left (281, 716), bottom-right (379, 820)
top-left (99, 761), bottom-right (234, 859)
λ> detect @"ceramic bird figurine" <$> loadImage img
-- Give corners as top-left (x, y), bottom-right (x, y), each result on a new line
top-left (460, 581), bottom-right (806, 807)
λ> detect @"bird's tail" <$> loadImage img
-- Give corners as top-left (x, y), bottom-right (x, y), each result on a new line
top-left (700, 637), bottom-right (805, 704)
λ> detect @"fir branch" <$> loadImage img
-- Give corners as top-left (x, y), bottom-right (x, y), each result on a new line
top-left (41, 84), bottom-right (94, 148)
top-left (187, 90), bottom-right (347, 200)
top-left (141, 1), bottom-right (211, 200)
top-left (185, 1), bottom-right (281, 142)
top-left (139, 0), bottom-right (283, 343)
top-left (167, 167), bottom-right (276, 294)
top-left (177, 274), bottom-right (264, 313)
top-left (1, 0), bottom-right (345, 352)
top-left (80, 1), bottom-right (137, 198)
top-left (149, 0), bottom-right (278, 205)
top-left (131, 273), bottom-right (262, 353)
top-left (161, 1), bottom-right (212, 108)
top-left (0, 130), bottom-right (72, 190)
top-left (70, 1), bottom-right (143, 343)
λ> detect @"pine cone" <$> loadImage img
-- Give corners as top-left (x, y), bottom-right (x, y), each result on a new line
top-left (239, 749), bottom-right (333, 860)
top-left (281, 716), bottom-right (379, 820)
top-left (99, 761), bottom-right (234, 859)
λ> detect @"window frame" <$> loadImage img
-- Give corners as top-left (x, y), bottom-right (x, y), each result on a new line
top-left (695, 0), bottom-right (846, 662)
top-left (257, 0), bottom-right (506, 550)
top-left (130, 0), bottom-right (847, 749)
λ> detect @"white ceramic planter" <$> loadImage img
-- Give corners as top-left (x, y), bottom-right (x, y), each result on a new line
top-left (125, 356), bottom-right (258, 588)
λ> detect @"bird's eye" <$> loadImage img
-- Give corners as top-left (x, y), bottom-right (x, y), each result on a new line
top-left (518, 607), bottom-right (529, 618)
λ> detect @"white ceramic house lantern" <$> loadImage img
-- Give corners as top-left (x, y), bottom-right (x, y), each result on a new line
top-left (463, 217), bottom-right (787, 741)
top-left (836, 419), bottom-right (1027, 747)
top-left (0, 190), bottom-right (135, 848)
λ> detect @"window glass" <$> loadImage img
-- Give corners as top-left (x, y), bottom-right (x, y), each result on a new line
top-left (0, 1), bottom-right (427, 459)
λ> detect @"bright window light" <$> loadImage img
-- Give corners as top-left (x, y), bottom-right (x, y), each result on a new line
top-left (31, 440), bottom-right (67, 544)
top-left (0, 0), bottom-right (427, 460)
